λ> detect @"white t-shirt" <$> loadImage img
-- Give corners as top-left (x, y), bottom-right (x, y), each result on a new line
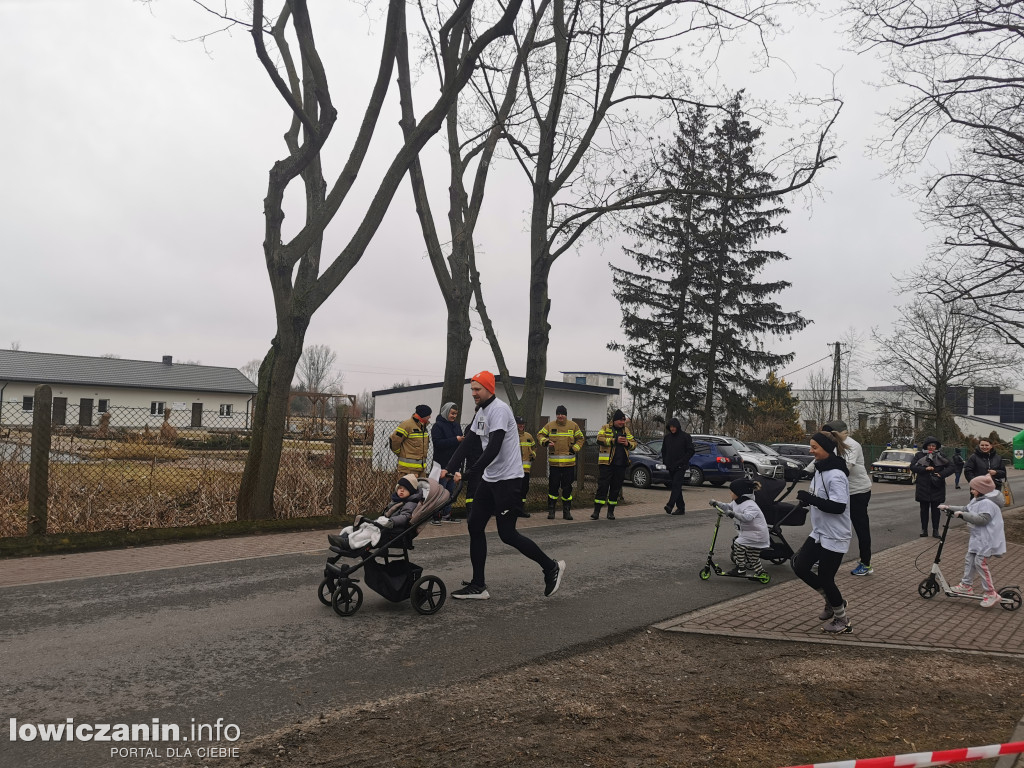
top-left (471, 397), bottom-right (524, 482)
top-left (841, 437), bottom-right (872, 495)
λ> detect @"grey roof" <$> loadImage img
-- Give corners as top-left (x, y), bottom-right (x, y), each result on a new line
top-left (0, 349), bottom-right (258, 395)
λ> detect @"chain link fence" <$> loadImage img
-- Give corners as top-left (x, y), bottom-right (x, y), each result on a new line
top-left (1, 401), bottom-right (602, 538)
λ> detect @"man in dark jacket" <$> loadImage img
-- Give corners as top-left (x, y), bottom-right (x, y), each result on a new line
top-left (661, 418), bottom-right (695, 515)
top-left (430, 402), bottom-right (463, 523)
top-left (964, 439), bottom-right (1006, 491)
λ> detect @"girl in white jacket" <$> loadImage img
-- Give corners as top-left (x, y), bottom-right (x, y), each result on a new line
top-left (713, 478), bottom-right (770, 578)
top-left (940, 474), bottom-right (1006, 608)
top-left (792, 432), bottom-right (853, 634)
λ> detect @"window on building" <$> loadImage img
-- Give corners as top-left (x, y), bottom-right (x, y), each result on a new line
top-left (575, 376), bottom-right (586, 385)
top-left (151, 402), bottom-right (165, 416)
top-left (219, 404), bottom-right (233, 418)
top-left (804, 420), bottom-right (816, 433)
top-left (98, 399), bottom-right (109, 413)
top-left (22, 396), bottom-right (33, 412)
top-left (606, 377), bottom-right (614, 386)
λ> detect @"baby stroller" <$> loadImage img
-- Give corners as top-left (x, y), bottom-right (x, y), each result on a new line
top-left (317, 478), bottom-right (456, 617)
top-left (740, 466), bottom-right (808, 566)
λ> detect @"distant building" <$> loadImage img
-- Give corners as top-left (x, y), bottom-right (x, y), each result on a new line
top-left (560, 371), bottom-right (624, 392)
top-left (0, 349), bottom-right (257, 428)
top-left (792, 384), bottom-right (1024, 441)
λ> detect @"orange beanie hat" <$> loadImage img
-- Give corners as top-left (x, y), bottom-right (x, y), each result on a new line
top-left (472, 370), bottom-right (496, 394)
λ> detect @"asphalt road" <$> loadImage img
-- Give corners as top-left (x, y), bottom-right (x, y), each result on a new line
top-left (0, 479), bottom-right (933, 768)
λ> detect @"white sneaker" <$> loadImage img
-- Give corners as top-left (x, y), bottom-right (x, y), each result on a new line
top-left (950, 583), bottom-right (974, 596)
top-left (980, 593), bottom-right (1000, 608)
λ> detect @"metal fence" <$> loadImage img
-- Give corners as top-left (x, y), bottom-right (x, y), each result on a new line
top-left (1, 398), bottom-right (603, 537)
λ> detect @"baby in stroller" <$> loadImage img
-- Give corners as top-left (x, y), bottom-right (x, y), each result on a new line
top-left (328, 474), bottom-right (422, 550)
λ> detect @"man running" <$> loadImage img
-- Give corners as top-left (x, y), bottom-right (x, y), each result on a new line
top-left (442, 371), bottom-right (565, 600)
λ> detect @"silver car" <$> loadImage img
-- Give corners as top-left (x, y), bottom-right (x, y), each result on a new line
top-left (690, 434), bottom-right (784, 480)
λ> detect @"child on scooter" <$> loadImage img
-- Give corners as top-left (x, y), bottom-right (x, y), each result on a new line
top-left (939, 474), bottom-right (1006, 608)
top-left (712, 478), bottom-right (770, 579)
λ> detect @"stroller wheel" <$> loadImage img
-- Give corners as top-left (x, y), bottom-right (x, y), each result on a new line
top-left (699, 567), bottom-right (711, 580)
top-left (769, 557), bottom-right (788, 565)
top-left (317, 578), bottom-right (335, 607)
top-left (999, 587), bottom-right (1022, 611)
top-left (331, 582), bottom-right (363, 617)
top-left (918, 578), bottom-right (940, 599)
top-left (411, 575), bottom-right (447, 615)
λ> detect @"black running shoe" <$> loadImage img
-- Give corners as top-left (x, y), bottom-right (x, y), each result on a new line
top-left (451, 581), bottom-right (490, 600)
top-left (544, 560), bottom-right (565, 597)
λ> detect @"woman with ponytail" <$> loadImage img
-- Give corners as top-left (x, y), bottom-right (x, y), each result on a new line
top-left (792, 431), bottom-right (853, 634)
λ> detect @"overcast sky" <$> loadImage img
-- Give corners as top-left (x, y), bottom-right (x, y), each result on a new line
top-left (1, 1), bottom-right (936, 397)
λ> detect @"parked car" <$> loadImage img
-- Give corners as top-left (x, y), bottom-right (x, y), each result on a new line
top-left (745, 441), bottom-right (807, 474)
top-left (646, 438), bottom-right (745, 487)
top-left (871, 448), bottom-right (916, 483)
top-left (691, 434), bottom-right (783, 479)
top-left (625, 441), bottom-right (671, 489)
top-left (770, 442), bottom-right (815, 469)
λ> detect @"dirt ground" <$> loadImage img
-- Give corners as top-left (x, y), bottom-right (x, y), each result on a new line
top-left (235, 513), bottom-right (1024, 768)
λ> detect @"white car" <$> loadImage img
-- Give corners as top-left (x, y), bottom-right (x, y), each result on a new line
top-left (691, 434), bottom-right (784, 480)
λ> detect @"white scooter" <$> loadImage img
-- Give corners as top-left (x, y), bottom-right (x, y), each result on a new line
top-left (917, 508), bottom-right (1022, 610)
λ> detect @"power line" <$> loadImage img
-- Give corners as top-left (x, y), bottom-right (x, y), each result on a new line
top-left (780, 354), bottom-right (832, 378)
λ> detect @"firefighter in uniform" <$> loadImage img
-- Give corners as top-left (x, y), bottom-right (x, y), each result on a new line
top-left (537, 405), bottom-right (584, 520)
top-left (390, 404), bottom-right (431, 477)
top-left (592, 409), bottom-right (636, 520)
top-left (517, 416), bottom-right (536, 516)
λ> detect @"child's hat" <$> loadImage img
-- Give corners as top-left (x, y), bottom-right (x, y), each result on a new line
top-left (729, 478), bottom-right (756, 497)
top-left (396, 474), bottom-right (419, 495)
top-left (969, 474), bottom-right (996, 495)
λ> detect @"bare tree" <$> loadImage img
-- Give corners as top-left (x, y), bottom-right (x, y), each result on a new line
top-left (472, 0), bottom-right (840, 428)
top-left (239, 359), bottom-right (262, 384)
top-left (845, 0), bottom-right (1024, 346)
top-left (400, 1), bottom-right (548, 409)
top-left (871, 296), bottom-right (1021, 442)
top-left (354, 389), bottom-right (375, 418)
top-left (10, 341), bottom-right (21, 351)
top-left (800, 367), bottom-right (832, 430)
top-left (188, 0), bottom-right (525, 519)
top-left (296, 344), bottom-right (342, 393)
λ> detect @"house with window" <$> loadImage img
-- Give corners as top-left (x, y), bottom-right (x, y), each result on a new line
top-left (0, 349), bottom-right (257, 429)
top-left (792, 384), bottom-right (1024, 442)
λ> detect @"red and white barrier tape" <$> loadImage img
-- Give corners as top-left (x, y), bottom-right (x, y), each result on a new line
top-left (780, 740), bottom-right (1024, 768)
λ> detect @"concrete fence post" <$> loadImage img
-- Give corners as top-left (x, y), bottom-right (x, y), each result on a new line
top-left (27, 384), bottom-right (52, 536)
top-left (332, 401), bottom-right (351, 519)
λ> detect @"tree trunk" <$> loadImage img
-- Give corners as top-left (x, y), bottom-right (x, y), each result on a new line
top-left (236, 325), bottom-right (307, 520)
top-left (441, 274), bottom-right (473, 408)
top-left (522, 253), bottom-right (552, 429)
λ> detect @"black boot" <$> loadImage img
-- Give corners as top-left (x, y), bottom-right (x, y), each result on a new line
top-left (562, 502), bottom-right (573, 521)
top-left (591, 505), bottom-right (601, 520)
top-left (607, 506), bottom-right (615, 520)
top-left (920, 529), bottom-right (928, 537)
top-left (547, 501), bottom-right (556, 520)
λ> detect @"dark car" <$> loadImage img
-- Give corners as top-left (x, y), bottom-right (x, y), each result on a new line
top-left (625, 441), bottom-right (671, 489)
top-left (645, 437), bottom-right (744, 487)
top-left (746, 441), bottom-right (807, 474)
top-left (770, 442), bottom-right (815, 468)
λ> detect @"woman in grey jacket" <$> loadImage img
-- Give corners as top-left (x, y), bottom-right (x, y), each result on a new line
top-left (792, 432), bottom-right (853, 634)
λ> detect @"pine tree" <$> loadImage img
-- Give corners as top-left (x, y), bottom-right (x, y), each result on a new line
top-left (612, 92), bottom-right (808, 430)
top-left (743, 372), bottom-right (804, 442)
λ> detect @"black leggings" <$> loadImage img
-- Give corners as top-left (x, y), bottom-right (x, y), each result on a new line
top-left (468, 478), bottom-right (555, 587)
top-left (850, 491), bottom-right (871, 564)
top-left (792, 537), bottom-right (844, 608)
top-left (919, 501), bottom-right (941, 533)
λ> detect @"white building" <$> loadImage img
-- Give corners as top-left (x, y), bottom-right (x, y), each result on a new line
top-left (792, 384), bottom-right (1024, 442)
top-left (0, 349), bottom-right (257, 428)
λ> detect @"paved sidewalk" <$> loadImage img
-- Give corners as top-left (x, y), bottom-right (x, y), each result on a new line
top-left (656, 534), bottom-right (1024, 657)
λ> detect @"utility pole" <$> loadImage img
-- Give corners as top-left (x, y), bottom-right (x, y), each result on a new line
top-left (827, 342), bottom-right (843, 422)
